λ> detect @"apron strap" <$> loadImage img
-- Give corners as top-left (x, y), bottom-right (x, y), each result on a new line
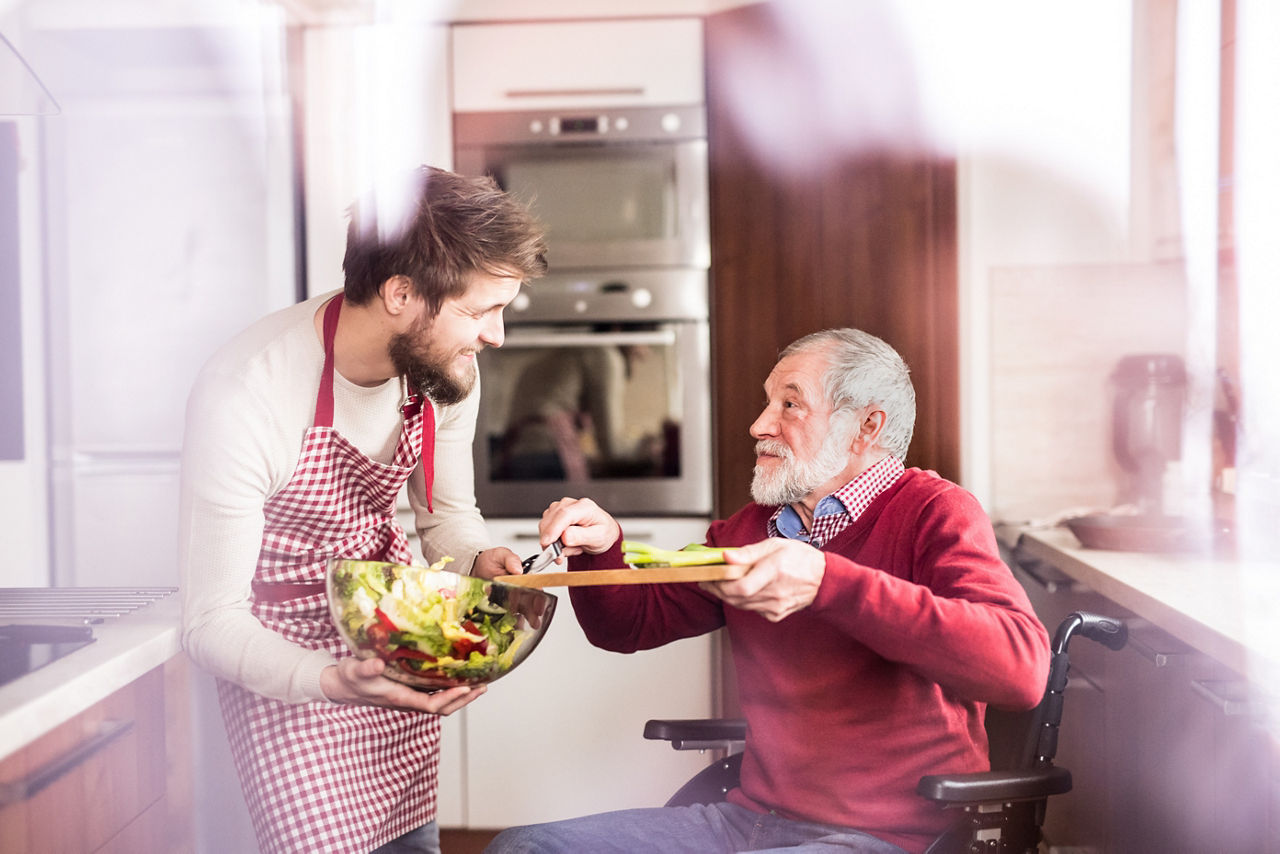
top-left (252, 579), bottom-right (327, 603)
top-left (420, 399), bottom-right (435, 512)
top-left (315, 292), bottom-right (435, 511)
top-left (313, 294), bottom-right (344, 428)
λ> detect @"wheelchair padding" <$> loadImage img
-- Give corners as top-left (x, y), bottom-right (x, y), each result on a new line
top-left (645, 718), bottom-right (747, 750)
top-left (915, 764), bottom-right (1072, 804)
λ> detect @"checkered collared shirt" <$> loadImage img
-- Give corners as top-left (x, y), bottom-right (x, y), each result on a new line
top-left (768, 455), bottom-right (906, 548)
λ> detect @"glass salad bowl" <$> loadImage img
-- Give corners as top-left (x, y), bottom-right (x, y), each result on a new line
top-left (327, 557), bottom-right (557, 691)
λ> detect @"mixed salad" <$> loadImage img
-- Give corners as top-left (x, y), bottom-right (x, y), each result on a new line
top-left (330, 557), bottom-right (525, 686)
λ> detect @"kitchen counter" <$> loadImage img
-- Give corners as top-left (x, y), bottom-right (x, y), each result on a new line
top-left (997, 523), bottom-right (1280, 686)
top-left (0, 593), bottom-right (181, 762)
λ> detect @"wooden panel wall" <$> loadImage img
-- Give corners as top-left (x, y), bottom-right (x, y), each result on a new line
top-left (705, 2), bottom-right (960, 515)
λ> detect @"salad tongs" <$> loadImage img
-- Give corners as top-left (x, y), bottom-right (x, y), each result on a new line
top-left (521, 539), bottom-right (564, 574)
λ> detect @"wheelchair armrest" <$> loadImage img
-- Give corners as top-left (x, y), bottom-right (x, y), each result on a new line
top-left (644, 718), bottom-right (747, 751)
top-left (916, 765), bottom-right (1072, 806)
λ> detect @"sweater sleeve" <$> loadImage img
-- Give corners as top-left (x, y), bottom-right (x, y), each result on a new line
top-left (567, 531), bottom-right (727, 652)
top-left (808, 485), bottom-right (1049, 709)
top-left (178, 367), bottom-right (335, 704)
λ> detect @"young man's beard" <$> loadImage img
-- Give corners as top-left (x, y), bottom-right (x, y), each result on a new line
top-left (389, 331), bottom-right (476, 407)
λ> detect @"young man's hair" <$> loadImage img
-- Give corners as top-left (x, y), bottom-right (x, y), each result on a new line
top-left (342, 166), bottom-right (548, 314)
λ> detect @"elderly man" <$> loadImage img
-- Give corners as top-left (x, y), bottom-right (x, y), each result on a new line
top-left (487, 328), bottom-right (1050, 854)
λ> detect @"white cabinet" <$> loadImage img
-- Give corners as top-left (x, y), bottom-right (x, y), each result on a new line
top-left (401, 513), bottom-right (716, 828)
top-left (465, 517), bottom-right (714, 827)
top-left (32, 21), bottom-right (298, 588)
top-left (451, 18), bottom-right (705, 112)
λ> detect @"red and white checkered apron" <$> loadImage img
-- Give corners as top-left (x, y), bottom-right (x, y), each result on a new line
top-left (217, 294), bottom-right (441, 854)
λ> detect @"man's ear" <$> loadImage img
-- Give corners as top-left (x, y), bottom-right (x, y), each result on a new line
top-left (379, 275), bottom-right (415, 316)
top-left (853, 409), bottom-right (887, 451)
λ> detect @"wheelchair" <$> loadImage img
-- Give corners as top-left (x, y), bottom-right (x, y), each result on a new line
top-left (645, 611), bottom-right (1128, 854)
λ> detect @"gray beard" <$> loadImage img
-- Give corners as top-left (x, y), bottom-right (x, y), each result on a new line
top-left (750, 425), bottom-right (854, 506)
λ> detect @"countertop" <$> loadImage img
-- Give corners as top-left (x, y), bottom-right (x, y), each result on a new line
top-left (997, 523), bottom-right (1280, 685)
top-left (0, 593), bottom-right (182, 762)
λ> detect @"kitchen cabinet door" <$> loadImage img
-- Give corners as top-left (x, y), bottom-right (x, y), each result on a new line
top-left (1041, 671), bottom-right (1111, 851)
top-left (459, 517), bottom-right (714, 828)
top-left (705, 2), bottom-right (958, 512)
top-left (0, 658), bottom-right (192, 853)
top-left (1104, 625), bottom-right (1196, 854)
top-left (33, 21), bottom-right (298, 588)
top-left (451, 18), bottom-right (704, 112)
top-left (396, 510), bottom-right (717, 827)
top-left (1007, 542), bottom-right (1279, 853)
top-left (1180, 673), bottom-right (1273, 853)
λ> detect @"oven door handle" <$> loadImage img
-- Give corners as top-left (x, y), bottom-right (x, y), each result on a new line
top-left (502, 330), bottom-right (677, 348)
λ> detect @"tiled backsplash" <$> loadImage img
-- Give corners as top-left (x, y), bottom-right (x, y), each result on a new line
top-left (988, 262), bottom-right (1189, 523)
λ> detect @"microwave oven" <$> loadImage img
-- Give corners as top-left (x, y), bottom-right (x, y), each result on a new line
top-left (453, 105), bottom-right (710, 271)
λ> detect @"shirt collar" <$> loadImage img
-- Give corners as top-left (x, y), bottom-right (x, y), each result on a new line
top-left (769, 455), bottom-right (906, 542)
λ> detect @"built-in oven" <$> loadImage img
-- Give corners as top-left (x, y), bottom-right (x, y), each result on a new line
top-left (474, 269), bottom-right (711, 518)
top-left (453, 105), bottom-right (709, 271)
top-left (457, 97), bottom-right (712, 518)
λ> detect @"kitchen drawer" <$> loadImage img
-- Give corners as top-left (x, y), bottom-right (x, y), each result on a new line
top-left (0, 662), bottom-right (181, 852)
top-left (1005, 538), bottom-right (1119, 679)
top-left (452, 18), bottom-right (704, 112)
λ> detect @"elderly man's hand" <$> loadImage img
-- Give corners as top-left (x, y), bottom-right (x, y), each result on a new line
top-left (700, 538), bottom-right (825, 622)
top-left (538, 497), bottom-right (622, 557)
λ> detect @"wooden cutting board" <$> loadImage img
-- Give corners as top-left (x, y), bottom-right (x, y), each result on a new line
top-left (495, 564), bottom-right (744, 589)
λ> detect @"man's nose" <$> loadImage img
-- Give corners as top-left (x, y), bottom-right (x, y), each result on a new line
top-left (480, 313), bottom-right (505, 348)
top-left (749, 407), bottom-right (775, 440)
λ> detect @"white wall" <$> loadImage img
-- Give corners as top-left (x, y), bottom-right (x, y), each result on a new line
top-left (0, 118), bottom-right (51, 587)
top-left (942, 2), bottom-right (1176, 520)
top-left (302, 22), bottom-right (453, 298)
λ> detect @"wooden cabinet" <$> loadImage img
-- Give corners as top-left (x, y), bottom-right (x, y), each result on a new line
top-left (705, 2), bottom-right (958, 513)
top-left (451, 18), bottom-right (704, 112)
top-left (0, 655), bottom-right (193, 853)
top-left (1007, 544), bottom-right (1278, 853)
top-left (1007, 546), bottom-right (1117, 848)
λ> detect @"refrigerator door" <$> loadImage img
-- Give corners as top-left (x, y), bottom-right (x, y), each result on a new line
top-left (38, 25), bottom-right (298, 588)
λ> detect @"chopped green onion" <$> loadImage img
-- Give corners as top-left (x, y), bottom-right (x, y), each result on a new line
top-left (620, 540), bottom-right (737, 567)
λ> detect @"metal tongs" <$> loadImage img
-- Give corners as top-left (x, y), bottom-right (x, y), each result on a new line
top-left (521, 539), bottom-right (564, 574)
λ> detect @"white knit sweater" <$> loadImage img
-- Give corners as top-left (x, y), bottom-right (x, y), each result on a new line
top-left (178, 291), bottom-right (490, 703)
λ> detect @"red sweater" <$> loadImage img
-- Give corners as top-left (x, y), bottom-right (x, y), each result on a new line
top-left (568, 469), bottom-right (1049, 853)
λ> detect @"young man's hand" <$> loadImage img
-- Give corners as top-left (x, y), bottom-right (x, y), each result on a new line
top-left (320, 656), bottom-right (485, 714)
top-left (471, 547), bottom-right (524, 579)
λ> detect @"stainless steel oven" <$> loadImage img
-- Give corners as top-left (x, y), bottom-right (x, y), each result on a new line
top-left (457, 98), bottom-right (712, 517)
top-left (474, 269), bottom-right (711, 518)
top-left (453, 105), bottom-right (709, 271)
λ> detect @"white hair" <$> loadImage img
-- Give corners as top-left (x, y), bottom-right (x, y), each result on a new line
top-left (778, 328), bottom-right (916, 460)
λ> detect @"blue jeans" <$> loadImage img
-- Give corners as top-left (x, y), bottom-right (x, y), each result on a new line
top-left (483, 803), bottom-right (907, 854)
top-left (371, 820), bottom-right (440, 854)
